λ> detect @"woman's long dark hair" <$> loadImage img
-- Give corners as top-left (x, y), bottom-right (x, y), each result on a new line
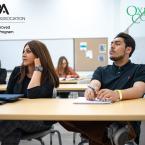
top-left (56, 56), bottom-right (70, 76)
top-left (18, 40), bottom-right (59, 88)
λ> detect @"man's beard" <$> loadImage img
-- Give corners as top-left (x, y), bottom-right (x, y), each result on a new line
top-left (110, 54), bottom-right (124, 61)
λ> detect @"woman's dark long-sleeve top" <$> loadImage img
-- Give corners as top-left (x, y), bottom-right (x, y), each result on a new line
top-left (0, 67), bottom-right (55, 144)
top-left (0, 68), bottom-right (7, 84)
top-left (7, 66), bottom-right (54, 98)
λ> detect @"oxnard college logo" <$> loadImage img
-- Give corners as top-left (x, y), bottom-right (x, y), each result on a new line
top-left (0, 4), bottom-right (9, 15)
top-left (126, 5), bottom-right (145, 23)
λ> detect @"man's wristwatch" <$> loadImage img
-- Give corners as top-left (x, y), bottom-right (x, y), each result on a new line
top-left (35, 65), bottom-right (43, 72)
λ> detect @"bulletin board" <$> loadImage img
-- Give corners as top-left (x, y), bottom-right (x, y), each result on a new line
top-left (74, 38), bottom-right (108, 71)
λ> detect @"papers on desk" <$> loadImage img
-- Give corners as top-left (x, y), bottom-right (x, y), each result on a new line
top-left (59, 77), bottom-right (77, 81)
top-left (65, 78), bottom-right (77, 81)
top-left (59, 77), bottom-right (65, 81)
top-left (73, 97), bottom-right (112, 104)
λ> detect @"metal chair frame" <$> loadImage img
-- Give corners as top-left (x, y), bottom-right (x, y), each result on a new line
top-left (22, 127), bottom-right (62, 145)
top-left (21, 88), bottom-right (62, 145)
top-left (73, 123), bottom-right (137, 145)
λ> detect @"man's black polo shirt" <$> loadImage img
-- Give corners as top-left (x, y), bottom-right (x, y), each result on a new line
top-left (92, 61), bottom-right (145, 90)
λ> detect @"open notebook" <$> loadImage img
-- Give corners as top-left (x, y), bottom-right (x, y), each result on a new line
top-left (73, 97), bottom-right (112, 104)
top-left (0, 94), bottom-right (24, 104)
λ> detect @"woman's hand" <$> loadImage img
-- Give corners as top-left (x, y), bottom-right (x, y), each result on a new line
top-left (34, 58), bottom-right (41, 67)
top-left (66, 75), bottom-right (72, 78)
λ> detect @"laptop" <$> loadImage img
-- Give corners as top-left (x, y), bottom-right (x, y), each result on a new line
top-left (0, 94), bottom-right (24, 104)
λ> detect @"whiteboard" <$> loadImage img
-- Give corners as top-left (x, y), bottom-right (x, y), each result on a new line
top-left (0, 39), bottom-right (74, 71)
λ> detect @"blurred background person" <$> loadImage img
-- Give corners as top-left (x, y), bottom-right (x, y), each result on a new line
top-left (0, 60), bottom-right (7, 84)
top-left (56, 56), bottom-right (79, 98)
top-left (56, 56), bottom-right (79, 79)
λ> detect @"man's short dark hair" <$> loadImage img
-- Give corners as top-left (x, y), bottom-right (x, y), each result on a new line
top-left (115, 32), bottom-right (136, 57)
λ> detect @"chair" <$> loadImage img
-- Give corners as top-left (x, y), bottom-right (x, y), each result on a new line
top-left (75, 122), bottom-right (138, 145)
top-left (139, 121), bottom-right (145, 145)
top-left (107, 123), bottom-right (130, 145)
top-left (21, 88), bottom-right (62, 145)
top-left (73, 132), bottom-right (86, 145)
top-left (22, 126), bottom-right (62, 145)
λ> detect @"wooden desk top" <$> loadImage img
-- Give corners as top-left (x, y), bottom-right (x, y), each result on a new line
top-left (0, 98), bottom-right (145, 121)
top-left (0, 84), bottom-right (88, 92)
top-left (60, 79), bottom-right (78, 84)
top-left (59, 78), bottom-right (90, 84)
top-left (57, 84), bottom-right (88, 92)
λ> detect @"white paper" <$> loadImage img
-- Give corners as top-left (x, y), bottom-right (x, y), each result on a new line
top-left (80, 42), bottom-right (87, 51)
top-left (85, 50), bottom-right (93, 59)
top-left (59, 77), bottom-right (65, 81)
top-left (65, 78), bottom-right (77, 81)
top-left (73, 97), bottom-right (112, 104)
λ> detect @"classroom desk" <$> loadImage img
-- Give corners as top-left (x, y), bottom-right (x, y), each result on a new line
top-left (0, 84), bottom-right (88, 92)
top-left (59, 78), bottom-right (90, 84)
top-left (57, 84), bottom-right (88, 92)
top-left (0, 84), bottom-right (7, 92)
top-left (0, 98), bottom-right (145, 121)
top-left (60, 79), bottom-right (79, 84)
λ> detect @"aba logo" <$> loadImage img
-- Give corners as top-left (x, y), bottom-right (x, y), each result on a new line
top-left (0, 4), bottom-right (9, 15)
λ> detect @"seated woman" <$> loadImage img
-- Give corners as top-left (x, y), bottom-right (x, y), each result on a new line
top-left (0, 40), bottom-right (59, 145)
top-left (0, 67), bottom-right (7, 84)
top-left (56, 56), bottom-right (79, 98)
top-left (56, 56), bottom-right (79, 79)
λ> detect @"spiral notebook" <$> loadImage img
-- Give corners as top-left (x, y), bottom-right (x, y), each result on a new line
top-left (73, 97), bottom-right (112, 104)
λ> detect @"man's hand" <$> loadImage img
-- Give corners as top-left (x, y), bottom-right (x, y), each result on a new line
top-left (97, 89), bottom-right (120, 102)
top-left (84, 87), bottom-right (97, 100)
top-left (85, 80), bottom-right (101, 100)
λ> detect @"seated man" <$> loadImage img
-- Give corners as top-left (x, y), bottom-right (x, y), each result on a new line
top-left (0, 67), bottom-right (7, 84)
top-left (60, 32), bottom-right (145, 145)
